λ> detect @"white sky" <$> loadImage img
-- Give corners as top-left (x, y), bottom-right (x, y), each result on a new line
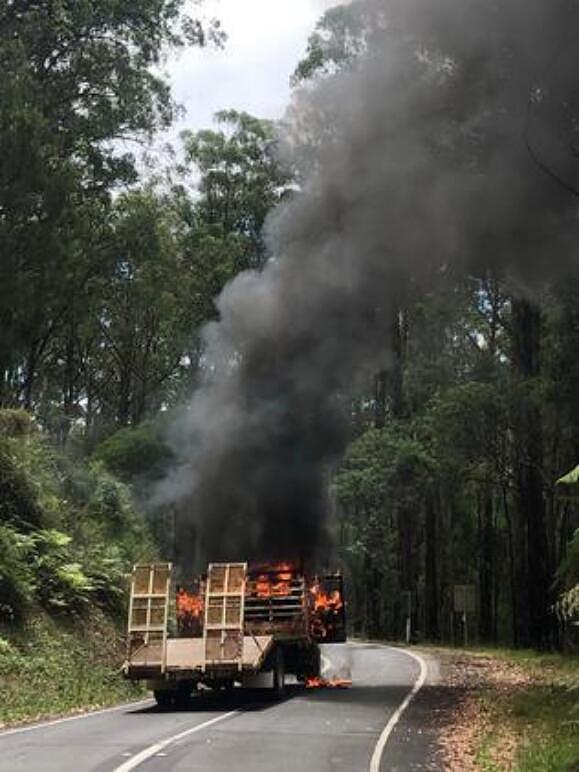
top-left (162, 0), bottom-right (335, 138)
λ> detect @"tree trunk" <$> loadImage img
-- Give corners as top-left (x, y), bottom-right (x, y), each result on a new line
top-left (61, 316), bottom-right (77, 444)
top-left (501, 485), bottom-right (519, 645)
top-left (398, 503), bottom-right (419, 640)
top-left (117, 355), bottom-right (132, 427)
top-left (478, 490), bottom-right (495, 642)
top-left (389, 308), bottom-right (405, 418)
top-left (511, 297), bottom-right (553, 649)
top-left (374, 370), bottom-right (386, 428)
top-left (375, 307), bottom-right (406, 427)
top-left (425, 494), bottom-right (439, 639)
top-left (22, 348), bottom-right (37, 411)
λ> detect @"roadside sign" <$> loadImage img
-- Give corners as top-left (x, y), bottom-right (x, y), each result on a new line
top-left (401, 590), bottom-right (413, 644)
top-left (454, 584), bottom-right (476, 614)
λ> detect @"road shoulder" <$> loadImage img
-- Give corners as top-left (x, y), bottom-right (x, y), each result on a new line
top-left (418, 647), bottom-right (579, 772)
top-left (376, 648), bottom-right (448, 771)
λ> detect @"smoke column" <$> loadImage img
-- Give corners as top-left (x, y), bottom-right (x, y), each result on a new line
top-left (159, 0), bottom-right (579, 567)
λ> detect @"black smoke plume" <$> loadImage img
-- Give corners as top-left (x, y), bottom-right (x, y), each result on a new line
top-left (158, 0), bottom-right (579, 568)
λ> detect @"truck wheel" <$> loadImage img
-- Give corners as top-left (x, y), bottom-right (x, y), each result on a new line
top-left (272, 648), bottom-right (286, 699)
top-left (175, 681), bottom-right (194, 707)
top-left (154, 690), bottom-right (173, 708)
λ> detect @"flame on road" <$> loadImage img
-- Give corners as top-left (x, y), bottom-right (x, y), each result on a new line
top-left (305, 676), bottom-right (352, 689)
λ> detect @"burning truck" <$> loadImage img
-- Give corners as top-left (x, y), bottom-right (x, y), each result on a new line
top-left (123, 561), bottom-right (346, 705)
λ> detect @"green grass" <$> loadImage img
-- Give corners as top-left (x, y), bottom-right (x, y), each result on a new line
top-left (0, 610), bottom-right (145, 726)
top-left (411, 642), bottom-right (578, 771)
top-left (474, 647), bottom-right (578, 676)
top-left (472, 649), bottom-right (579, 772)
top-left (508, 685), bottom-right (578, 772)
top-left (476, 732), bottom-right (503, 772)
top-left (0, 410), bottom-right (154, 727)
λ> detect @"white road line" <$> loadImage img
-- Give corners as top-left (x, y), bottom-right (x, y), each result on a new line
top-left (369, 647), bottom-right (428, 772)
top-left (0, 699), bottom-right (153, 738)
top-left (112, 710), bottom-right (239, 772)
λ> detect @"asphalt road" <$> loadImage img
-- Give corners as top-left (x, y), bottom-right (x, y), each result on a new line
top-left (0, 643), bottom-right (442, 772)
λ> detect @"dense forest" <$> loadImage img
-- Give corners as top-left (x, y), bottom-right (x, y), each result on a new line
top-left (293, 1), bottom-right (579, 651)
top-left (0, 0), bottom-right (578, 673)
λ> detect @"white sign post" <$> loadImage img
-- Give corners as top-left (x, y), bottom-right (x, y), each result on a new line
top-left (454, 584), bottom-right (476, 647)
top-left (401, 590), bottom-right (412, 644)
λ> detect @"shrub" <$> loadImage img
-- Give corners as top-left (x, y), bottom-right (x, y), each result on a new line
top-left (92, 421), bottom-right (173, 482)
top-left (31, 530), bottom-right (93, 613)
top-left (0, 420), bottom-right (155, 625)
top-left (0, 440), bottom-right (46, 530)
top-left (0, 526), bottom-right (34, 622)
top-left (0, 409), bottom-right (36, 438)
top-left (557, 529), bottom-right (579, 638)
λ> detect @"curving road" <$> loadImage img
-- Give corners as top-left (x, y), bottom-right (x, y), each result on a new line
top-left (0, 643), bottom-right (442, 772)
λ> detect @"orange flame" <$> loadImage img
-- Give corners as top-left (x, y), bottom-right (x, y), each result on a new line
top-left (309, 581), bottom-right (344, 640)
top-left (176, 588), bottom-right (204, 619)
top-left (305, 677), bottom-right (352, 689)
top-left (312, 588), bottom-right (343, 612)
top-left (249, 562), bottom-right (297, 599)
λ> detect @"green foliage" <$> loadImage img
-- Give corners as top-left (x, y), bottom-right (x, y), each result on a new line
top-left (0, 410), bottom-right (36, 437)
top-left (557, 529), bottom-right (579, 624)
top-left (559, 529), bottom-right (579, 586)
top-left (0, 527), bottom-right (34, 623)
top-left (81, 542), bottom-right (129, 614)
top-left (334, 267), bottom-right (579, 646)
top-left (558, 585), bottom-right (579, 626)
top-left (336, 426), bottom-right (432, 516)
top-left (31, 530), bottom-right (94, 613)
top-left (180, 109), bottom-right (295, 269)
top-left (0, 441), bottom-right (44, 529)
top-left (336, 425), bottom-right (433, 636)
top-left (0, 0), bottom-right (220, 411)
top-left (473, 650), bottom-right (579, 772)
top-left (93, 422), bottom-right (173, 481)
top-left (423, 381), bottom-right (508, 483)
top-left (292, 1), bottom-right (387, 84)
top-left (0, 413), bottom-right (154, 624)
top-left (0, 613), bottom-right (145, 725)
top-left (15, 108), bottom-right (291, 433)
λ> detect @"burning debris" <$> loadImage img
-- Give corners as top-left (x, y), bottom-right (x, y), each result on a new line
top-left (245, 564), bottom-right (346, 643)
top-left (250, 563), bottom-right (295, 598)
top-left (172, 563), bottom-right (346, 646)
top-left (176, 585), bottom-right (204, 636)
top-left (305, 677), bottom-right (352, 689)
top-left (309, 576), bottom-right (346, 641)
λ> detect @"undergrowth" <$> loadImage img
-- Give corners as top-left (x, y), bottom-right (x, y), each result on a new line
top-left (0, 611), bottom-right (145, 725)
top-left (474, 649), bottom-right (579, 772)
top-left (0, 409), bottom-right (155, 622)
top-left (0, 410), bottom-right (157, 723)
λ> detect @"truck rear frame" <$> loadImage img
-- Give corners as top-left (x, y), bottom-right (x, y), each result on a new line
top-left (123, 561), bottom-right (345, 704)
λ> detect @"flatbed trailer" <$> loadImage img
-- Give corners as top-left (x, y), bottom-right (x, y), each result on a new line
top-left (123, 561), bottom-right (346, 704)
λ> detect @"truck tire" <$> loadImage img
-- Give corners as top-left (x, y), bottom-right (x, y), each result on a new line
top-left (154, 690), bottom-right (173, 708)
top-left (175, 680), bottom-right (194, 707)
